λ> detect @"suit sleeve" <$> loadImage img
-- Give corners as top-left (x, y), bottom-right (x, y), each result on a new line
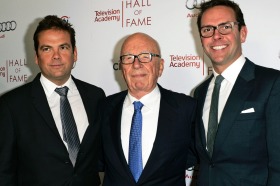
top-left (266, 75), bottom-right (280, 185)
top-left (186, 99), bottom-right (199, 169)
top-left (98, 99), bottom-right (106, 172)
top-left (0, 96), bottom-right (17, 185)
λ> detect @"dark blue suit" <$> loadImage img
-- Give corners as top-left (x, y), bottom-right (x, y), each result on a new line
top-left (0, 73), bottom-right (105, 186)
top-left (193, 59), bottom-right (280, 186)
top-left (101, 85), bottom-right (196, 186)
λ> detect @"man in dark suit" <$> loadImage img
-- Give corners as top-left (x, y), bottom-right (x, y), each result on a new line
top-left (100, 32), bottom-right (196, 185)
top-left (193, 0), bottom-right (280, 185)
top-left (0, 15), bottom-right (105, 186)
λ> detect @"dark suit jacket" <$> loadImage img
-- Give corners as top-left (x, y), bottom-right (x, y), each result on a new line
top-left (0, 73), bottom-right (105, 186)
top-left (100, 85), bottom-right (196, 186)
top-left (193, 59), bottom-right (280, 186)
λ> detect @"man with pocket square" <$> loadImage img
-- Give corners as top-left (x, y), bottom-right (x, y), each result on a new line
top-left (192, 0), bottom-right (280, 185)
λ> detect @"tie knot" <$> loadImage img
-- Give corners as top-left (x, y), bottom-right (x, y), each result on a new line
top-left (215, 75), bottom-right (224, 85)
top-left (55, 86), bottom-right (69, 96)
top-left (133, 101), bottom-right (143, 111)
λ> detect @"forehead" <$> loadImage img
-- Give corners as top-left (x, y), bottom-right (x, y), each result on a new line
top-left (121, 35), bottom-right (158, 54)
top-left (201, 6), bottom-right (236, 25)
top-left (38, 29), bottom-right (71, 43)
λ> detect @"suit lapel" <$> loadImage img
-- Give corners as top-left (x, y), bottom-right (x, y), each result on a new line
top-left (197, 76), bottom-right (212, 151)
top-left (213, 60), bottom-right (255, 157)
top-left (139, 85), bottom-right (179, 182)
top-left (73, 77), bottom-right (97, 145)
top-left (75, 80), bottom-right (92, 125)
top-left (109, 92), bottom-right (135, 178)
top-left (31, 74), bottom-right (62, 140)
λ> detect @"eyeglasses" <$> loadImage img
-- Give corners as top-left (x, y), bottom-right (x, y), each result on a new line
top-left (200, 21), bottom-right (239, 38)
top-left (120, 52), bottom-right (161, 64)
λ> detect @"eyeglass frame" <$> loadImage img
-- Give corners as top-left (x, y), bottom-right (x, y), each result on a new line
top-left (200, 21), bottom-right (239, 38)
top-left (119, 52), bottom-right (161, 64)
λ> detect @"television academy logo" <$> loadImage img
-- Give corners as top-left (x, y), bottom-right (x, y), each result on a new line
top-left (185, 0), bottom-right (206, 10)
top-left (0, 21), bottom-right (17, 32)
top-left (94, 0), bottom-right (152, 27)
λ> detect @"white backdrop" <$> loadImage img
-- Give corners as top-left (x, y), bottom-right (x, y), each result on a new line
top-left (1, 0), bottom-right (280, 184)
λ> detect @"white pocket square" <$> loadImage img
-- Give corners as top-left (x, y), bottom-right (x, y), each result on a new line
top-left (241, 108), bottom-right (255, 114)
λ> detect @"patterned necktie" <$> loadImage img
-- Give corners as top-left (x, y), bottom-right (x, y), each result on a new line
top-left (55, 86), bottom-right (80, 166)
top-left (128, 101), bottom-right (144, 182)
top-left (207, 75), bottom-right (224, 157)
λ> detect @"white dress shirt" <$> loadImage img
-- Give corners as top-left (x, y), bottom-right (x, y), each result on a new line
top-left (203, 55), bottom-right (246, 139)
top-left (40, 75), bottom-right (89, 148)
top-left (121, 85), bottom-right (161, 168)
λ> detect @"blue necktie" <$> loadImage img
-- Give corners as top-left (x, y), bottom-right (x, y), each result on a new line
top-left (128, 101), bottom-right (144, 182)
top-left (55, 86), bottom-right (80, 166)
top-left (207, 75), bottom-right (224, 157)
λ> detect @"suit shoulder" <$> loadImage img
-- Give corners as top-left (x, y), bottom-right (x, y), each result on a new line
top-left (100, 91), bottom-right (127, 115)
top-left (74, 78), bottom-right (105, 95)
top-left (1, 82), bottom-right (32, 101)
top-left (104, 90), bottom-right (127, 104)
top-left (254, 64), bottom-right (280, 78)
top-left (160, 87), bottom-right (196, 106)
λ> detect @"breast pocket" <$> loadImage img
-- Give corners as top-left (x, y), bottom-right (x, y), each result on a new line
top-left (236, 101), bottom-right (265, 121)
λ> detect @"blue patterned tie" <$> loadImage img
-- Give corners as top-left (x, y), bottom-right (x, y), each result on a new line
top-left (207, 75), bottom-right (224, 157)
top-left (129, 101), bottom-right (144, 182)
top-left (55, 86), bottom-right (80, 166)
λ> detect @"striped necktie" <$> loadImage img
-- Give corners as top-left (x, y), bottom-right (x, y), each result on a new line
top-left (55, 86), bottom-right (80, 166)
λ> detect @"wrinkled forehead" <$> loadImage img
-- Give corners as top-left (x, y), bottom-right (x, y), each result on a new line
top-left (121, 34), bottom-right (160, 54)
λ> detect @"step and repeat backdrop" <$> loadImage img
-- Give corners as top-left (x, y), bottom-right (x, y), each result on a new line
top-left (1, 0), bottom-right (280, 184)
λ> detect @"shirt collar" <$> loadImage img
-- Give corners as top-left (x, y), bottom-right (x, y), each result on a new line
top-left (124, 85), bottom-right (160, 110)
top-left (213, 54), bottom-right (246, 84)
top-left (40, 74), bottom-right (75, 97)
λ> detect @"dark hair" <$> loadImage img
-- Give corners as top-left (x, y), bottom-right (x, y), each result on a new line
top-left (197, 0), bottom-right (246, 33)
top-left (33, 15), bottom-right (76, 55)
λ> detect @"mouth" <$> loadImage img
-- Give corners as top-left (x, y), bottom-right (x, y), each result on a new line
top-left (50, 64), bottom-right (63, 68)
top-left (212, 45), bottom-right (227, 50)
top-left (132, 73), bottom-right (146, 78)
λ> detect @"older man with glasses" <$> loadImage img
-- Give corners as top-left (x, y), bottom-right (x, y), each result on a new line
top-left (100, 32), bottom-right (197, 186)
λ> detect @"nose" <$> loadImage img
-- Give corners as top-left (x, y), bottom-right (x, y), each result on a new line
top-left (132, 57), bottom-right (142, 68)
top-left (213, 28), bottom-right (222, 40)
top-left (53, 49), bottom-right (61, 60)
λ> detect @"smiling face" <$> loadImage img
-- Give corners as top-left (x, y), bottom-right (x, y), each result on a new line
top-left (35, 29), bottom-right (77, 86)
top-left (200, 6), bottom-right (247, 74)
top-left (121, 33), bottom-right (164, 99)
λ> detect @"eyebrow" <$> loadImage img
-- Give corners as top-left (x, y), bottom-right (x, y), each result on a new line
top-left (60, 43), bottom-right (71, 47)
top-left (201, 21), bottom-right (229, 27)
top-left (39, 43), bottom-right (71, 49)
top-left (39, 45), bottom-right (51, 50)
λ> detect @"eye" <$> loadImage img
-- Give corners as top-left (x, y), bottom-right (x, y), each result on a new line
top-left (124, 55), bottom-right (133, 60)
top-left (140, 53), bottom-right (150, 59)
top-left (201, 27), bottom-right (213, 33)
top-left (221, 23), bottom-right (232, 30)
top-left (41, 47), bottom-right (50, 52)
top-left (60, 45), bottom-right (70, 50)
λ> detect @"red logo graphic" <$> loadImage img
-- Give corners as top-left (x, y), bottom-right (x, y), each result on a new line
top-left (61, 16), bottom-right (70, 23)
